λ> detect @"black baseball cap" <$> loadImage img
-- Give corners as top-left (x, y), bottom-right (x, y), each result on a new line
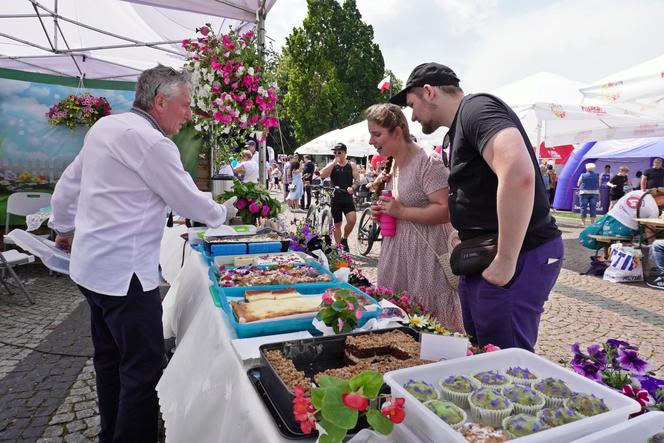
top-left (332, 143), bottom-right (347, 152)
top-left (390, 63), bottom-right (460, 107)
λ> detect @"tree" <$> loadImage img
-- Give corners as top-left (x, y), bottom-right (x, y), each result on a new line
top-left (280, 0), bottom-right (385, 144)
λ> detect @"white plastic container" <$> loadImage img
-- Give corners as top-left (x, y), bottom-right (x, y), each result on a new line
top-left (384, 348), bottom-right (641, 443)
top-left (571, 411), bottom-right (664, 443)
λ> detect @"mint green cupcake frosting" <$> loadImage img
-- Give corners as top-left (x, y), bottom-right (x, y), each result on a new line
top-left (425, 400), bottom-right (465, 426)
top-left (502, 385), bottom-right (544, 406)
top-left (648, 432), bottom-right (664, 443)
top-left (403, 379), bottom-right (438, 402)
top-left (470, 388), bottom-right (511, 410)
top-left (538, 407), bottom-right (583, 427)
top-left (506, 366), bottom-right (538, 381)
top-left (534, 377), bottom-right (573, 399)
top-left (440, 375), bottom-right (474, 393)
top-left (565, 393), bottom-right (609, 417)
top-left (473, 370), bottom-right (509, 386)
top-left (502, 413), bottom-right (548, 438)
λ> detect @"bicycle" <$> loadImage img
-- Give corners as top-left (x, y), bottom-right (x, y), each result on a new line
top-left (356, 205), bottom-right (382, 256)
top-left (305, 185), bottom-right (337, 236)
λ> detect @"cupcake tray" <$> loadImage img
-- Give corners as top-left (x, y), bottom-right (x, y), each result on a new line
top-left (383, 348), bottom-right (642, 442)
top-left (257, 327), bottom-right (420, 436)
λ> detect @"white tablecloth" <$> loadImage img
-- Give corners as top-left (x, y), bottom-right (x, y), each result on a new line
top-left (159, 224), bottom-right (191, 285)
top-left (157, 248), bottom-right (419, 443)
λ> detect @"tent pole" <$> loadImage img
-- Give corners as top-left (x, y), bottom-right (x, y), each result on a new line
top-left (53, 0), bottom-right (58, 51)
top-left (257, 0), bottom-right (267, 185)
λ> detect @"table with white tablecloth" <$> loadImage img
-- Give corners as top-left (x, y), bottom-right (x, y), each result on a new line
top-left (156, 244), bottom-right (419, 443)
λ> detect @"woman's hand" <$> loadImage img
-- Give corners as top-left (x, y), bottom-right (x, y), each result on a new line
top-left (371, 201), bottom-right (382, 221)
top-left (380, 195), bottom-right (405, 219)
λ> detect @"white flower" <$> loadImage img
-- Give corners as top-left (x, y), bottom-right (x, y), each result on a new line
top-left (239, 114), bottom-right (247, 123)
top-left (194, 123), bottom-right (202, 132)
top-left (247, 67), bottom-right (255, 76)
top-left (257, 86), bottom-right (265, 95)
top-left (236, 65), bottom-right (245, 76)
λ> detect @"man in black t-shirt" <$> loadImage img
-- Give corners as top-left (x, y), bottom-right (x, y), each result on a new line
top-left (642, 158), bottom-right (664, 190)
top-left (320, 143), bottom-right (360, 252)
top-left (391, 63), bottom-right (563, 352)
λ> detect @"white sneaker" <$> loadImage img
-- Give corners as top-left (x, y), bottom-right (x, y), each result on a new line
top-left (646, 276), bottom-right (664, 290)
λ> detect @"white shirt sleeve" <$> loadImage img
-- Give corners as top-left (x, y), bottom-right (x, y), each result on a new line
top-left (48, 152), bottom-right (83, 234)
top-left (137, 139), bottom-right (227, 227)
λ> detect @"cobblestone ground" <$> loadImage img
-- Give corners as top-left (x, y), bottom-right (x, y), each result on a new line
top-left (0, 210), bottom-right (662, 441)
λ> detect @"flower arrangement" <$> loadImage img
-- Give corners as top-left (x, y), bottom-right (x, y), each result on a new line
top-left (406, 314), bottom-right (467, 338)
top-left (218, 178), bottom-right (281, 224)
top-left (364, 286), bottom-right (425, 316)
top-left (317, 288), bottom-right (363, 334)
top-left (46, 94), bottom-right (111, 127)
top-left (570, 339), bottom-right (664, 413)
top-left (293, 371), bottom-right (405, 443)
top-left (183, 25), bottom-right (279, 165)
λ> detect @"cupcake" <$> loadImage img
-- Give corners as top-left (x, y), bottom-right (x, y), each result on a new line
top-left (424, 399), bottom-right (467, 430)
top-left (472, 370), bottom-right (510, 389)
top-left (468, 387), bottom-right (514, 428)
top-left (506, 366), bottom-right (539, 385)
top-left (403, 379), bottom-right (439, 402)
top-left (502, 413), bottom-right (549, 439)
top-left (538, 407), bottom-right (584, 428)
top-left (533, 377), bottom-right (574, 407)
top-left (564, 392), bottom-right (609, 417)
top-left (502, 384), bottom-right (546, 414)
top-left (438, 375), bottom-right (476, 408)
top-left (648, 432), bottom-right (664, 443)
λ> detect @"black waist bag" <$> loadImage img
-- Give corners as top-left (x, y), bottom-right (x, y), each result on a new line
top-left (450, 233), bottom-right (498, 276)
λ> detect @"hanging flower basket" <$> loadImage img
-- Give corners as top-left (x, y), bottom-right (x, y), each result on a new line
top-left (46, 94), bottom-right (112, 128)
top-left (183, 24), bottom-right (280, 166)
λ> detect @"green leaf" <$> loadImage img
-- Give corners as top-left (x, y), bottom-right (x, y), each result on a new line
top-left (311, 387), bottom-right (324, 410)
top-left (318, 418), bottom-right (347, 443)
top-left (321, 387), bottom-right (358, 429)
top-left (331, 300), bottom-right (347, 312)
top-left (349, 371), bottom-right (383, 399)
top-left (317, 376), bottom-right (350, 392)
top-left (366, 409), bottom-right (394, 435)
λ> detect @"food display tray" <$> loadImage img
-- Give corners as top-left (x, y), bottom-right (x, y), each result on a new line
top-left (571, 410), bottom-right (664, 442)
top-left (258, 327), bottom-right (420, 436)
top-left (384, 348), bottom-right (642, 443)
top-left (215, 283), bottom-right (382, 338)
top-left (212, 251), bottom-right (313, 267)
top-left (208, 261), bottom-right (337, 309)
top-left (202, 232), bottom-right (290, 259)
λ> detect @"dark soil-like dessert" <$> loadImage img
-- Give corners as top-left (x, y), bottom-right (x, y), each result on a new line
top-left (345, 330), bottom-right (420, 363)
top-left (264, 349), bottom-right (310, 393)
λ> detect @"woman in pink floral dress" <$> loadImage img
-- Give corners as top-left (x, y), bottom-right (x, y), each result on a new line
top-left (367, 103), bottom-right (463, 333)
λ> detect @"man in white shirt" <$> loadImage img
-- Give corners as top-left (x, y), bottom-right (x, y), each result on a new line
top-left (49, 65), bottom-right (237, 443)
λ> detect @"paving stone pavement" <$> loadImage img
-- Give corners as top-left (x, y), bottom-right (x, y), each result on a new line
top-left (0, 213), bottom-right (662, 441)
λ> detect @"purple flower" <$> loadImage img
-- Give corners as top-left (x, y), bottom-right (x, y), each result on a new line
top-left (248, 203), bottom-right (260, 214)
top-left (587, 344), bottom-right (607, 366)
top-left (235, 198), bottom-right (248, 209)
top-left (617, 349), bottom-right (649, 375)
top-left (638, 375), bottom-right (664, 402)
top-left (261, 204), bottom-right (270, 216)
top-left (607, 339), bottom-right (631, 348)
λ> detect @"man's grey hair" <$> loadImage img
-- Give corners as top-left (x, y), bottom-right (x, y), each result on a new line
top-left (133, 64), bottom-right (191, 111)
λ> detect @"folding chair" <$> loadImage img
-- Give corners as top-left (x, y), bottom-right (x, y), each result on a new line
top-left (0, 249), bottom-right (35, 304)
top-left (4, 192), bottom-right (52, 250)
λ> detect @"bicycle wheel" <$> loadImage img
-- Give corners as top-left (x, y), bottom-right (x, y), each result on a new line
top-left (319, 209), bottom-right (332, 237)
top-left (305, 204), bottom-right (316, 227)
top-left (357, 208), bottom-right (375, 256)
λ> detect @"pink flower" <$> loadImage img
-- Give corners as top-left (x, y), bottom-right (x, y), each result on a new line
top-left (355, 309), bottom-right (363, 320)
top-left (623, 384), bottom-right (650, 406)
top-left (466, 349), bottom-right (474, 356)
top-left (261, 204), bottom-right (270, 216)
top-left (483, 344), bottom-right (501, 352)
top-left (248, 203), bottom-right (260, 214)
top-left (322, 292), bottom-right (334, 305)
top-left (342, 393), bottom-right (369, 411)
top-left (337, 318), bottom-right (344, 331)
top-left (181, 39), bottom-right (190, 48)
top-left (235, 198), bottom-right (248, 209)
top-left (199, 26), bottom-right (209, 36)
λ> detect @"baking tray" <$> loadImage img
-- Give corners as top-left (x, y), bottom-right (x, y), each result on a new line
top-left (258, 327), bottom-right (420, 436)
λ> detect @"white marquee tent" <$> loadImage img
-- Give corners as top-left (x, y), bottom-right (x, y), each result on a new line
top-left (295, 107), bottom-right (447, 158)
top-left (0, 0), bottom-right (276, 81)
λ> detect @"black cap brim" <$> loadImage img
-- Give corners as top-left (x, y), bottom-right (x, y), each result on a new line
top-left (390, 88), bottom-right (409, 107)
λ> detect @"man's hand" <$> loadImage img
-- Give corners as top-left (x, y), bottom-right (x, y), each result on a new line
top-left (54, 234), bottom-right (74, 254)
top-left (222, 196), bottom-right (238, 223)
top-left (482, 255), bottom-right (517, 287)
top-left (347, 186), bottom-right (354, 195)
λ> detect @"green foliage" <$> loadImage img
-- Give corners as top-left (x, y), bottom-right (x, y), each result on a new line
top-left (316, 288), bottom-right (362, 334)
top-left (280, 0), bottom-right (386, 144)
top-left (218, 179), bottom-right (282, 224)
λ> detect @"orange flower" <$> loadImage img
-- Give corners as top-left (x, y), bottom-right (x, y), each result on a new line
top-left (335, 262), bottom-right (349, 269)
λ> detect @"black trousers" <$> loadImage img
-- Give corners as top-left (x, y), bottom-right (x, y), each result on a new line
top-left (300, 183), bottom-right (312, 209)
top-left (79, 274), bottom-right (163, 443)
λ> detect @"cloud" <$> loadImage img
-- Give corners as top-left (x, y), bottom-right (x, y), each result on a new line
top-left (0, 79), bottom-right (30, 97)
top-left (0, 96), bottom-right (48, 120)
top-left (29, 86), bottom-right (51, 98)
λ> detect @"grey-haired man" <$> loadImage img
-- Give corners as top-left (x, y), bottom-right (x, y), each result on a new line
top-left (50, 65), bottom-right (236, 442)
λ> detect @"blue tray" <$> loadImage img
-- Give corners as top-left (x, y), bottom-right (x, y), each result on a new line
top-left (216, 283), bottom-right (382, 338)
top-left (208, 261), bottom-right (336, 306)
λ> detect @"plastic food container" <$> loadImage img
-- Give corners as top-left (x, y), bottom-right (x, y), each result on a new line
top-left (571, 411), bottom-right (664, 443)
top-left (384, 348), bottom-right (642, 442)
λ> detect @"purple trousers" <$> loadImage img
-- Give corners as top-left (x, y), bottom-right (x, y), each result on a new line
top-left (459, 236), bottom-right (563, 352)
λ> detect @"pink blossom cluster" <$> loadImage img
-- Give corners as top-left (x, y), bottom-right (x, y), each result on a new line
top-left (183, 25), bottom-right (279, 145)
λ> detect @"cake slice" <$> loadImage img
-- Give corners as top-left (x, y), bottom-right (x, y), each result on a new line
top-left (244, 288), bottom-right (300, 302)
top-left (232, 295), bottom-right (323, 323)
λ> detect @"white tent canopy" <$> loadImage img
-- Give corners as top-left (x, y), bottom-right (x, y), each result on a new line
top-left (0, 0), bottom-right (275, 81)
top-left (581, 54), bottom-right (664, 121)
top-left (490, 71), bottom-right (664, 148)
top-left (295, 108), bottom-right (447, 157)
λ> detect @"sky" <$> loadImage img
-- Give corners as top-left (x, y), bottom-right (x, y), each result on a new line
top-left (265, 0), bottom-right (664, 93)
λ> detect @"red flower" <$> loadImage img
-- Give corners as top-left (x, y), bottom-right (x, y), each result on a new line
top-left (292, 386), bottom-right (316, 434)
top-left (342, 393), bottom-right (369, 411)
top-left (622, 384), bottom-right (650, 407)
top-left (483, 344), bottom-right (501, 352)
top-left (199, 26), bottom-right (209, 36)
top-left (381, 397), bottom-right (405, 424)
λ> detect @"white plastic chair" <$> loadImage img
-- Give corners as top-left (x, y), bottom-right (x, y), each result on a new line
top-left (4, 192), bottom-right (52, 250)
top-left (0, 249), bottom-right (35, 304)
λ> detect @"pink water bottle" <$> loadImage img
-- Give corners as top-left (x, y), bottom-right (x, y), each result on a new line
top-left (379, 190), bottom-right (397, 237)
